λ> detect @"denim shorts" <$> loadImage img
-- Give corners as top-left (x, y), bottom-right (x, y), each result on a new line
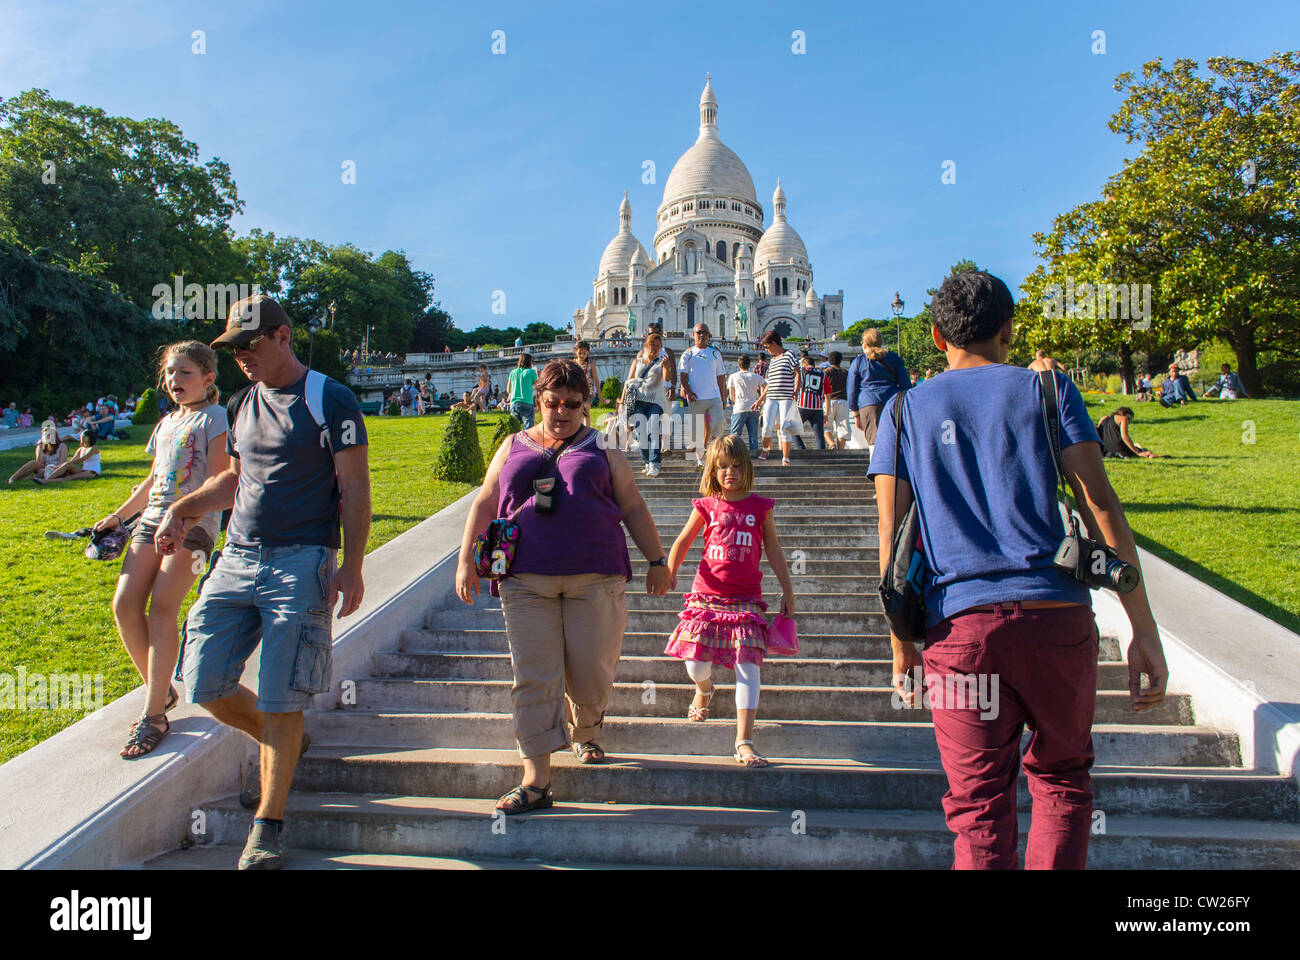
top-left (183, 542), bottom-right (337, 713)
top-left (132, 515), bottom-right (215, 557)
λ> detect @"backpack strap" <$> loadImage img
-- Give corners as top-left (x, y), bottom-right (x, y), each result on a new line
top-left (304, 369), bottom-right (331, 458)
top-left (884, 390), bottom-right (908, 580)
top-left (1037, 369), bottom-right (1076, 536)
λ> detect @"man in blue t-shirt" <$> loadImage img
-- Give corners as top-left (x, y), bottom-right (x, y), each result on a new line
top-left (867, 271), bottom-right (1167, 870)
top-left (160, 294), bottom-right (372, 871)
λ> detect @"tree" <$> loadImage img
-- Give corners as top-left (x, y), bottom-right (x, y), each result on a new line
top-left (0, 238), bottom-right (171, 415)
top-left (1020, 54), bottom-right (1300, 395)
top-left (0, 89), bottom-right (242, 309)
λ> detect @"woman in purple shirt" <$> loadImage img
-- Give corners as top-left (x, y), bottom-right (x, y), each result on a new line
top-left (456, 359), bottom-right (672, 814)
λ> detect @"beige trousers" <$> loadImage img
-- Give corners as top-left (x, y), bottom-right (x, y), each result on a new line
top-left (498, 572), bottom-right (628, 757)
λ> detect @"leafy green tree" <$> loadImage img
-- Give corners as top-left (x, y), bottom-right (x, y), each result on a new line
top-left (1019, 54), bottom-right (1300, 395)
top-left (0, 89), bottom-right (242, 309)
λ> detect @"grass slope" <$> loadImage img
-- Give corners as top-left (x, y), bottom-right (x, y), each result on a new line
top-left (0, 412), bottom-right (506, 763)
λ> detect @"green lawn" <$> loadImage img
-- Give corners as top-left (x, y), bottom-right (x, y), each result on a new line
top-left (0, 412), bottom-right (508, 763)
top-left (1, 398), bottom-right (1297, 763)
top-left (1080, 394), bottom-right (1300, 633)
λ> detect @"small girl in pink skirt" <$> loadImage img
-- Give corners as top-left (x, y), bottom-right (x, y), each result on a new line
top-left (664, 434), bottom-right (796, 767)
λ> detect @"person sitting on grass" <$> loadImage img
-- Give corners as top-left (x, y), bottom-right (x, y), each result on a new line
top-left (34, 428), bottom-right (102, 484)
top-left (1097, 407), bottom-right (1157, 459)
top-left (1159, 364), bottom-right (1196, 406)
top-left (1135, 373), bottom-right (1153, 402)
top-left (1204, 363), bottom-right (1248, 400)
top-left (8, 422), bottom-right (66, 483)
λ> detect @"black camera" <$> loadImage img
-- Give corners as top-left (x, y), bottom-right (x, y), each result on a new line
top-left (1053, 533), bottom-right (1139, 593)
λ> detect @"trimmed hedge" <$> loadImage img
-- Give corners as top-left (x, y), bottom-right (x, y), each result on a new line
top-left (600, 376), bottom-right (622, 403)
top-left (488, 413), bottom-right (523, 462)
top-left (133, 387), bottom-right (161, 427)
top-left (431, 407), bottom-right (485, 483)
top-left (388, 399), bottom-right (400, 416)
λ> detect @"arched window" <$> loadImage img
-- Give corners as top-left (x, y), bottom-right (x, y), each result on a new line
top-left (716, 241), bottom-right (726, 262)
top-left (684, 294), bottom-right (697, 327)
top-left (732, 242), bottom-right (739, 262)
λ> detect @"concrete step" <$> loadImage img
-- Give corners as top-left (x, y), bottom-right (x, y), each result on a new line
top-left (640, 504), bottom-right (876, 518)
top-left (341, 679), bottom-right (1194, 725)
top-left (399, 627), bottom-right (1125, 662)
top-left (285, 748), bottom-right (1300, 822)
top-left (142, 845), bottom-right (674, 870)
top-left (625, 592), bottom-right (879, 613)
top-left (305, 711), bottom-right (1241, 767)
top-left (190, 792), bottom-right (1300, 869)
top-left (632, 548), bottom-right (881, 564)
top-left (371, 652), bottom-right (1136, 691)
top-left (425, 607), bottom-right (891, 635)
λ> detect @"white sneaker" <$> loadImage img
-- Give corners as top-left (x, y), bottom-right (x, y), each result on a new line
top-left (648, 463), bottom-right (660, 477)
top-left (641, 464), bottom-right (651, 475)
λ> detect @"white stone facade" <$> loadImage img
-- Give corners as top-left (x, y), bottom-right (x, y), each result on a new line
top-left (574, 76), bottom-right (844, 344)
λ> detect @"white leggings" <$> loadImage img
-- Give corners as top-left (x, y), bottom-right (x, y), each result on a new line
top-left (685, 659), bottom-right (761, 710)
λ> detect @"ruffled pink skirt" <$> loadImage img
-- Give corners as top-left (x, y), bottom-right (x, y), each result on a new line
top-left (664, 592), bottom-right (768, 669)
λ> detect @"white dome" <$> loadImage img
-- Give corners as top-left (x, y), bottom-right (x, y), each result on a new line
top-left (598, 192), bottom-right (648, 278)
top-left (805, 286), bottom-right (818, 307)
top-left (754, 179), bottom-right (808, 271)
top-left (661, 79), bottom-right (758, 209)
top-left (630, 246), bottom-right (651, 269)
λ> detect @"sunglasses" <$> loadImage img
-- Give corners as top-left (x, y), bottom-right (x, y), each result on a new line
top-left (232, 333), bottom-right (268, 353)
top-left (540, 398), bottom-right (585, 411)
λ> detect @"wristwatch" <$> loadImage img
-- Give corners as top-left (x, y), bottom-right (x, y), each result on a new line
top-left (648, 557), bottom-right (667, 568)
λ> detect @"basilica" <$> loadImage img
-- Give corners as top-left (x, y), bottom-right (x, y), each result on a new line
top-left (573, 76), bottom-right (845, 343)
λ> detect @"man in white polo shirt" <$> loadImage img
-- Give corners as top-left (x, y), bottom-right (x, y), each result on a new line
top-left (678, 323), bottom-right (727, 468)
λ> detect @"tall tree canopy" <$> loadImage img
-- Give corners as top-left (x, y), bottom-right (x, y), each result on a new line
top-left (1019, 54), bottom-right (1300, 394)
top-left (0, 88), bottom-right (242, 309)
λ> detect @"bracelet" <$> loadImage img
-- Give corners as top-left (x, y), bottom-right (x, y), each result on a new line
top-left (110, 513), bottom-right (123, 524)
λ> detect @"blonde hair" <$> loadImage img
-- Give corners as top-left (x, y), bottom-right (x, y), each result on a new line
top-left (158, 340), bottom-right (221, 406)
top-left (862, 327), bottom-right (887, 361)
top-left (699, 434), bottom-right (754, 498)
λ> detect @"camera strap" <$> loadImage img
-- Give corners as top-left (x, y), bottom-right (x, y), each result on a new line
top-left (1037, 369), bottom-right (1077, 537)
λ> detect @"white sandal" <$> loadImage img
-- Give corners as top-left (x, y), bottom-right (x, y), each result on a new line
top-left (688, 684), bottom-right (715, 721)
top-left (733, 740), bottom-right (770, 768)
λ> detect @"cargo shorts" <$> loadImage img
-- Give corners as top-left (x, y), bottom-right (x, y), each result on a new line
top-left (183, 542), bottom-right (337, 713)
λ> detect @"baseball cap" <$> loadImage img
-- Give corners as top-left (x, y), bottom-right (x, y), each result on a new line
top-left (211, 294), bottom-right (293, 348)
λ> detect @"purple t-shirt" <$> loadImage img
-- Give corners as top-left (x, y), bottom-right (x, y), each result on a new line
top-left (867, 365), bottom-right (1102, 627)
top-left (497, 428), bottom-right (632, 581)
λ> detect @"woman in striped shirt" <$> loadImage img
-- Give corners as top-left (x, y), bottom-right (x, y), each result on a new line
top-left (754, 331), bottom-right (802, 466)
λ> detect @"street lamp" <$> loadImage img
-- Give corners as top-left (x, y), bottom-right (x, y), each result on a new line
top-left (307, 314), bottom-right (324, 368)
top-left (890, 292), bottom-right (905, 357)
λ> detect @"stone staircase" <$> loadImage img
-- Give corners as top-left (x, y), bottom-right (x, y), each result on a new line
top-left (147, 450), bottom-right (1300, 869)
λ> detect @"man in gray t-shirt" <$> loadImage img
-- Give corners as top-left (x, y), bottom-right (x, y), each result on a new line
top-left (162, 294), bottom-right (372, 871)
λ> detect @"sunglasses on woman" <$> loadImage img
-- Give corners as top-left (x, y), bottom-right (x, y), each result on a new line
top-left (540, 398), bottom-right (584, 411)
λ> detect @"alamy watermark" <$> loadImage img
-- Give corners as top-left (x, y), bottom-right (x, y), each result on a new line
top-left (0, 666), bottom-right (104, 712)
top-left (892, 667), bottom-right (1000, 720)
top-left (1042, 279), bottom-right (1152, 330)
top-left (151, 275), bottom-right (263, 323)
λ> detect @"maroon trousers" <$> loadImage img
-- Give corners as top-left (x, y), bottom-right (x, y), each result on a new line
top-left (922, 602), bottom-right (1099, 870)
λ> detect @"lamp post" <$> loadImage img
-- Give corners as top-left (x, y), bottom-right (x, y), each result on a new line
top-left (307, 314), bottom-right (324, 368)
top-left (890, 291), bottom-right (905, 358)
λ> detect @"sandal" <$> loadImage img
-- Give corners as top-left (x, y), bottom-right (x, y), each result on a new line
top-left (120, 713), bottom-right (170, 759)
top-left (496, 782), bottom-right (553, 815)
top-left (733, 740), bottom-right (771, 768)
top-left (572, 741), bottom-right (606, 764)
top-left (127, 686), bottom-right (177, 733)
top-left (687, 684), bottom-right (715, 721)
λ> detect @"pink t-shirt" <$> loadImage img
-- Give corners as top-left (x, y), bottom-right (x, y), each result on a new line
top-left (690, 495), bottom-right (775, 598)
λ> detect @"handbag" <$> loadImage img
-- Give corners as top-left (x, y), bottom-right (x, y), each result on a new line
top-left (876, 391), bottom-right (928, 643)
top-left (472, 429), bottom-right (579, 584)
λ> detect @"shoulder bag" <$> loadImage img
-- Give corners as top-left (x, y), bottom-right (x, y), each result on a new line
top-left (876, 390), bottom-right (928, 642)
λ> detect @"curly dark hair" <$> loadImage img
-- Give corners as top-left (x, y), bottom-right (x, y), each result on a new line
top-left (930, 271), bottom-right (1014, 348)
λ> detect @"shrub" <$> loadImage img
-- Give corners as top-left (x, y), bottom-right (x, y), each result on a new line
top-left (431, 407), bottom-right (485, 483)
top-left (488, 413), bottom-right (523, 462)
top-left (1106, 374), bottom-right (1123, 395)
top-left (388, 399), bottom-right (400, 416)
top-left (134, 388), bottom-right (161, 427)
top-left (600, 376), bottom-right (622, 403)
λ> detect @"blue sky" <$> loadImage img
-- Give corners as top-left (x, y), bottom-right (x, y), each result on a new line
top-left (3, 0), bottom-right (1296, 337)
